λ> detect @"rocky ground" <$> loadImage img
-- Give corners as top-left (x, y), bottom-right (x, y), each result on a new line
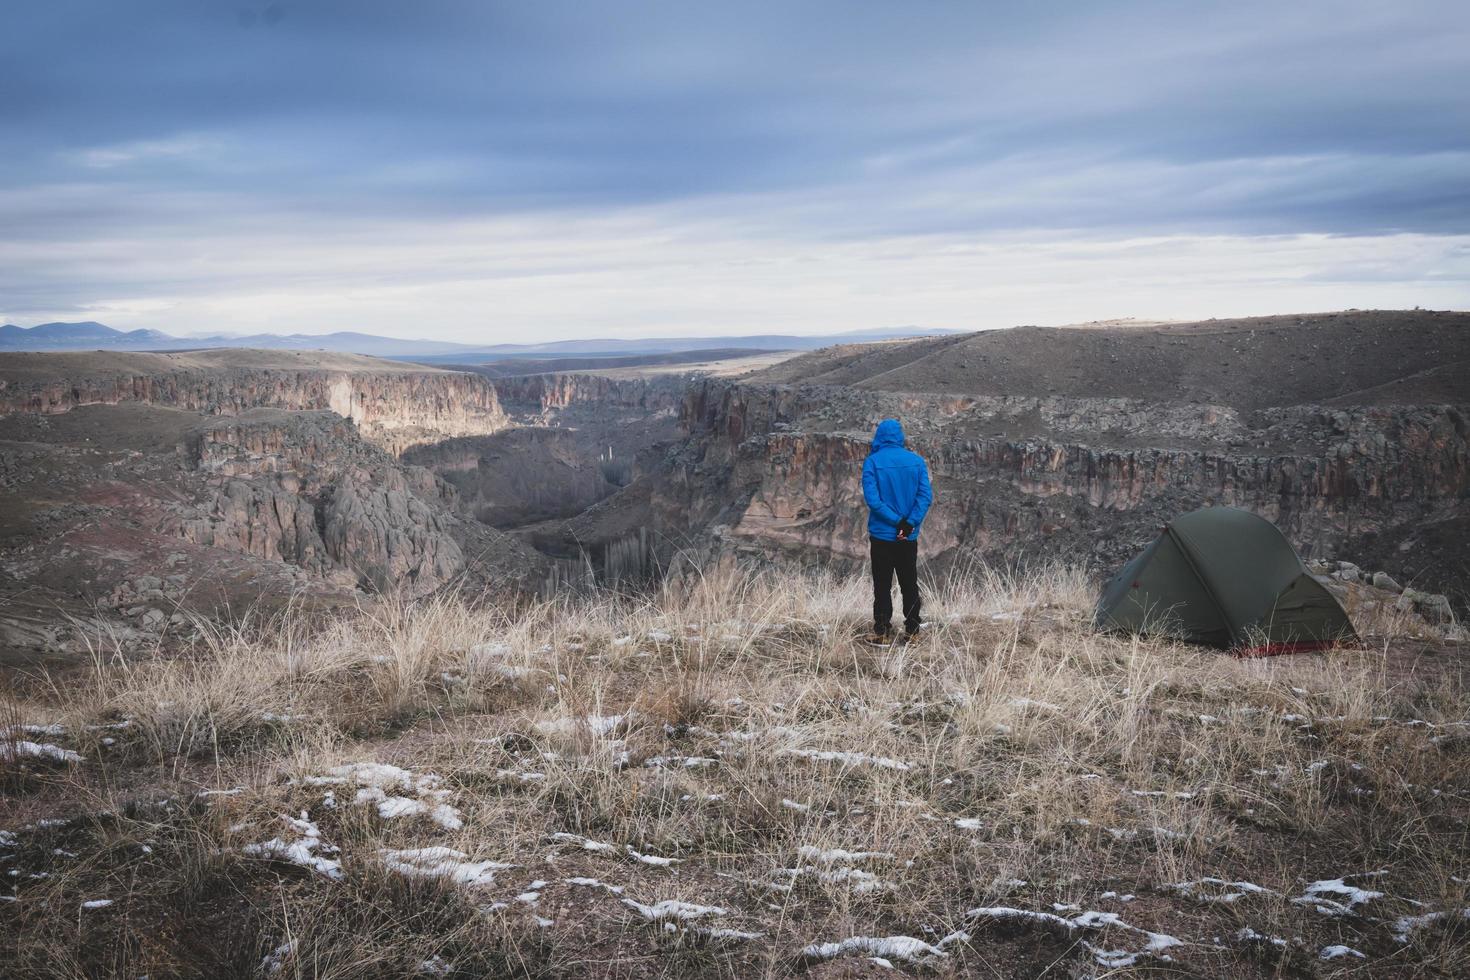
top-left (1, 566), bottom-right (1465, 978)
top-left (0, 355), bottom-right (542, 665)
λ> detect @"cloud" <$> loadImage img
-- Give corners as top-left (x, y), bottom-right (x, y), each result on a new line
top-left (70, 135), bottom-right (219, 170)
top-left (2, 200), bottom-right (1464, 339)
top-left (0, 0), bottom-right (1466, 335)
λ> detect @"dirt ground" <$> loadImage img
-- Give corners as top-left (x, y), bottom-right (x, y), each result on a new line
top-left (2, 567), bottom-right (1466, 978)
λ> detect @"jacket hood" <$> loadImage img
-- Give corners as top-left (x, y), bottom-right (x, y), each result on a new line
top-left (871, 418), bottom-right (905, 451)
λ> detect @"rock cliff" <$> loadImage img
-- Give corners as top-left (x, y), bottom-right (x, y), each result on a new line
top-left (0, 350), bottom-right (508, 454)
top-left (673, 380), bottom-right (1468, 582)
top-left (0, 399), bottom-right (544, 659)
top-left (403, 373), bottom-right (689, 536)
top-left (557, 368), bottom-right (1467, 605)
top-left (179, 412), bottom-right (469, 593)
top-left (491, 373), bottom-right (687, 417)
top-left (404, 428), bottom-right (623, 529)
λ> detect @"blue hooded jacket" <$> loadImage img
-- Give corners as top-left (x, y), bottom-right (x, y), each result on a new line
top-left (862, 419), bottom-right (933, 541)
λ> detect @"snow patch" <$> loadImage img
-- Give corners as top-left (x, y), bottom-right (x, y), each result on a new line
top-left (967, 905), bottom-right (1183, 968)
top-left (779, 865), bottom-right (893, 895)
top-left (1170, 877), bottom-right (1278, 904)
top-left (261, 941), bottom-right (293, 975)
top-left (1292, 877), bottom-right (1383, 916)
top-left (625, 845), bottom-right (681, 867)
top-left (308, 762), bottom-right (463, 830)
top-left (643, 754), bottom-right (718, 769)
top-left (1320, 944), bottom-right (1365, 960)
top-left (353, 786), bottom-right (463, 830)
top-left (1, 741), bottom-right (82, 764)
top-left (801, 935), bottom-right (948, 967)
top-left (796, 846), bottom-right (895, 864)
top-left (1236, 926), bottom-right (1289, 948)
top-left (779, 748), bottom-right (912, 771)
top-left (379, 847), bottom-right (513, 888)
top-left (563, 876), bottom-right (624, 895)
top-left (5, 723), bottom-right (66, 737)
top-left (550, 831), bottom-right (617, 854)
top-left (621, 898), bottom-right (727, 922)
top-left (1392, 908), bottom-right (1470, 943)
top-left (418, 955), bottom-right (452, 975)
top-left (243, 812), bottom-right (342, 879)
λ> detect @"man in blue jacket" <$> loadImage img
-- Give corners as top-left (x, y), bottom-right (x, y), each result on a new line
top-left (861, 418), bottom-right (933, 644)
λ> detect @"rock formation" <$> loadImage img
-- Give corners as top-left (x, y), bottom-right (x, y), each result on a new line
top-left (550, 312), bottom-right (1470, 607)
top-left (0, 349), bottom-right (509, 454)
top-left (667, 381), bottom-right (1468, 584)
top-left (490, 373), bottom-right (688, 418)
top-left (180, 412), bottom-right (470, 593)
top-left (0, 396), bottom-right (540, 659)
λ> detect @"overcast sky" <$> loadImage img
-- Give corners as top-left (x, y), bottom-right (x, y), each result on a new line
top-left (2, 1), bottom-right (1467, 341)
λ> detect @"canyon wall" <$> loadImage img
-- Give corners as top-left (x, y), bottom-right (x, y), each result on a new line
top-left (1, 362), bottom-right (508, 454)
top-left (0, 399), bottom-right (544, 654)
top-left (663, 379), bottom-right (1469, 595)
top-left (491, 373), bottom-right (688, 416)
top-left (403, 427), bottom-right (622, 529)
top-left (179, 412), bottom-right (468, 593)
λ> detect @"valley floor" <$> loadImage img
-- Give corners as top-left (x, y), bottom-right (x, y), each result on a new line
top-left (1, 567), bottom-right (1467, 978)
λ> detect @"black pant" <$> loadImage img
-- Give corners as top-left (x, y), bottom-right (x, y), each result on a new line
top-left (870, 537), bottom-right (921, 635)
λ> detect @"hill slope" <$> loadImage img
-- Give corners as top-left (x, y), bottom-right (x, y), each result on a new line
top-left (750, 310), bottom-right (1469, 410)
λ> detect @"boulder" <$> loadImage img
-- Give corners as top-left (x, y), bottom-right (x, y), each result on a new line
top-left (1406, 589), bottom-right (1456, 625)
top-left (1371, 571), bottom-right (1403, 592)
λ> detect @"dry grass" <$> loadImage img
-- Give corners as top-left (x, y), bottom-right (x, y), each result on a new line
top-left (2, 564), bottom-right (1467, 978)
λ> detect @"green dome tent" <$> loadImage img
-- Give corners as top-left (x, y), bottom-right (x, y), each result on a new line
top-left (1095, 507), bottom-right (1357, 655)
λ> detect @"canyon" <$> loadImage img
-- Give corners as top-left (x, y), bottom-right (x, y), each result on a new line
top-left (529, 311), bottom-right (1470, 609)
top-left (0, 353), bottom-right (535, 661)
top-left (0, 310), bottom-right (1465, 662)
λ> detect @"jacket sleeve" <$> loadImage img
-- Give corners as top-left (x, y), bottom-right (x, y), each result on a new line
top-left (863, 457), bottom-right (902, 526)
top-left (909, 460), bottom-right (934, 526)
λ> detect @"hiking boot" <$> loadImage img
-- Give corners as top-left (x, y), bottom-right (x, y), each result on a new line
top-left (899, 630), bottom-right (923, 646)
top-left (862, 631), bottom-right (894, 647)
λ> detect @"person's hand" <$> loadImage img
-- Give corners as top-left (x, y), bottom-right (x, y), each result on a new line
top-left (897, 519), bottom-right (914, 539)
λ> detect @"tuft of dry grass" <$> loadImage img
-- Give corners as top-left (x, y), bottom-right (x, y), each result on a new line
top-left (2, 562), bottom-right (1467, 977)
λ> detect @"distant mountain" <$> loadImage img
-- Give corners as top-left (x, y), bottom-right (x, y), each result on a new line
top-left (0, 322), bottom-right (484, 356)
top-left (0, 321), bottom-right (177, 347)
top-left (0, 322), bottom-right (960, 359)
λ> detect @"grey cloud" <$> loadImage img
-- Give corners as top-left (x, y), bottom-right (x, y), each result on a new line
top-left (1, 0), bottom-right (1467, 328)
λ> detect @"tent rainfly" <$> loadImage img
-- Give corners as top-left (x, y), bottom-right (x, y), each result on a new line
top-left (1095, 507), bottom-right (1357, 655)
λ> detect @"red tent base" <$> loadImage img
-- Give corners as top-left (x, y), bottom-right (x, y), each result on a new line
top-left (1233, 640), bottom-right (1345, 659)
